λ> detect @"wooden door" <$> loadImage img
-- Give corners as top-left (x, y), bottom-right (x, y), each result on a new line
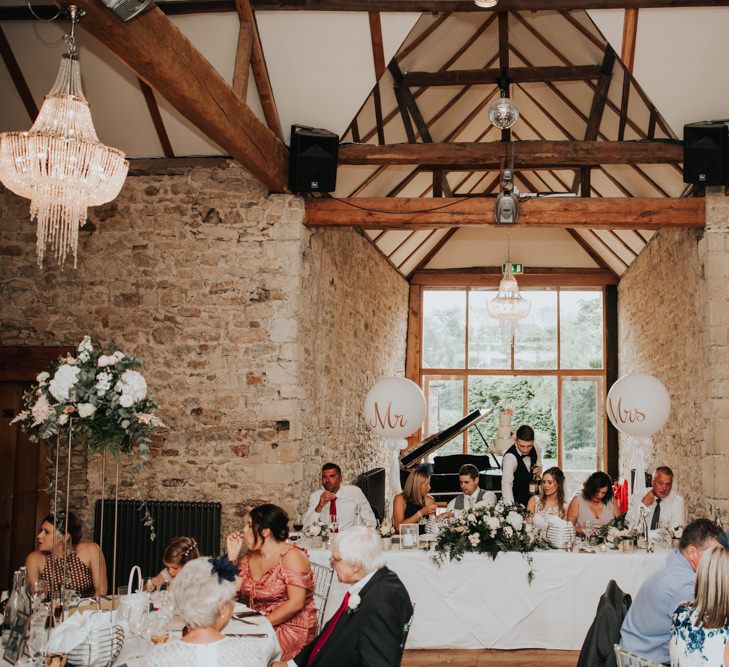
top-left (0, 347), bottom-right (70, 589)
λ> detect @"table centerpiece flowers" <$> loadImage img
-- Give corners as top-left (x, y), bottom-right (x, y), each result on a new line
top-left (596, 514), bottom-right (638, 549)
top-left (304, 519), bottom-right (328, 548)
top-left (11, 335), bottom-right (165, 460)
top-left (432, 501), bottom-right (544, 582)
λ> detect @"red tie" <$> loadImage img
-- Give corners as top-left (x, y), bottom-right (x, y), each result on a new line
top-left (307, 591), bottom-right (350, 666)
top-left (329, 497), bottom-right (337, 526)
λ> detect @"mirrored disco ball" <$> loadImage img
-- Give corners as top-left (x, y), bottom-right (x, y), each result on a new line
top-left (488, 97), bottom-right (519, 130)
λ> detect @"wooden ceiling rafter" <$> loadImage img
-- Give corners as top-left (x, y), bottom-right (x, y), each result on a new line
top-left (396, 13), bottom-right (450, 62)
top-left (348, 166), bottom-right (389, 197)
top-left (565, 228), bottom-right (616, 274)
top-left (234, 0), bottom-right (284, 142)
top-left (386, 230), bottom-right (418, 259)
top-left (369, 11), bottom-right (387, 145)
top-left (247, 1), bottom-right (729, 10)
top-left (0, 24), bottom-right (37, 122)
top-left (304, 197), bottom-right (705, 230)
top-left (579, 228), bottom-right (630, 270)
top-left (397, 229), bottom-right (438, 270)
top-left (402, 64), bottom-right (603, 87)
top-left (137, 78), bottom-right (175, 158)
top-left (62, 0), bottom-right (288, 191)
top-left (407, 227), bottom-right (459, 278)
top-left (232, 18), bottom-right (252, 100)
top-left (606, 228), bottom-right (639, 260)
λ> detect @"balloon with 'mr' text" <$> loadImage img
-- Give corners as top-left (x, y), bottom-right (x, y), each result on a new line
top-left (363, 377), bottom-right (426, 440)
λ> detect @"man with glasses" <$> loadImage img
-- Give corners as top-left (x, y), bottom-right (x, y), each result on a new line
top-left (501, 425), bottom-right (542, 506)
top-left (275, 526), bottom-right (412, 667)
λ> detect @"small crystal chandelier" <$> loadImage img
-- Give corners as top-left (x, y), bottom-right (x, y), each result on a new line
top-left (0, 6), bottom-right (128, 268)
top-left (489, 70), bottom-right (519, 130)
top-left (488, 233), bottom-right (530, 340)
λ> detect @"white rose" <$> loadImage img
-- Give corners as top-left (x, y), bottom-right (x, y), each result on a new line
top-left (36, 372), bottom-right (50, 385)
top-left (503, 526), bottom-right (514, 538)
top-left (308, 524), bottom-right (321, 537)
top-left (48, 364), bottom-right (81, 402)
top-left (97, 355), bottom-right (118, 368)
top-left (468, 533), bottom-right (481, 547)
top-left (486, 517), bottom-right (500, 531)
top-left (77, 403), bottom-right (96, 419)
top-left (113, 351), bottom-right (125, 361)
top-left (467, 513), bottom-right (477, 524)
top-left (506, 511), bottom-right (524, 531)
top-left (348, 593), bottom-right (361, 611)
top-left (119, 394), bottom-right (134, 408)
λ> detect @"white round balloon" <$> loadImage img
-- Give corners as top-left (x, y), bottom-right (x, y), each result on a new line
top-left (606, 373), bottom-right (670, 437)
top-left (364, 377), bottom-right (426, 439)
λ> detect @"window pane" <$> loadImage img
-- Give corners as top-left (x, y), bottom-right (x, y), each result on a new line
top-left (424, 377), bottom-right (464, 455)
top-left (560, 291), bottom-right (604, 369)
top-left (467, 376), bottom-right (557, 462)
top-left (561, 378), bottom-right (604, 495)
top-left (514, 291), bottom-right (557, 370)
top-left (468, 290), bottom-right (510, 369)
top-left (422, 290), bottom-right (466, 369)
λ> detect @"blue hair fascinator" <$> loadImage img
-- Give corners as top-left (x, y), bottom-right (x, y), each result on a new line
top-left (415, 463), bottom-right (432, 475)
top-left (718, 531), bottom-right (729, 549)
top-left (209, 555), bottom-right (238, 583)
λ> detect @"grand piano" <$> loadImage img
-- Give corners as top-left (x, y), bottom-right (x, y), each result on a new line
top-left (400, 407), bottom-right (503, 504)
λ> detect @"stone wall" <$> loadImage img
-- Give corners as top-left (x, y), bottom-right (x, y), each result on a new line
top-left (618, 190), bottom-right (729, 523)
top-left (0, 160), bottom-right (408, 543)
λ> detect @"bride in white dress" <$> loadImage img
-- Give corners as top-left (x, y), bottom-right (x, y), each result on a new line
top-left (526, 467), bottom-right (568, 531)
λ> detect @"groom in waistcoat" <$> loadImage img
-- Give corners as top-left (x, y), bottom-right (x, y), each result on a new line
top-left (501, 424), bottom-right (542, 506)
top-left (447, 464), bottom-right (495, 511)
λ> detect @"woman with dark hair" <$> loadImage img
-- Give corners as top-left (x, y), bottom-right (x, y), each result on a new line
top-left (25, 512), bottom-right (107, 599)
top-left (566, 471), bottom-right (620, 534)
top-left (146, 536), bottom-right (200, 591)
top-left (527, 466), bottom-right (568, 530)
top-left (226, 504), bottom-right (316, 661)
top-left (393, 464), bottom-right (443, 534)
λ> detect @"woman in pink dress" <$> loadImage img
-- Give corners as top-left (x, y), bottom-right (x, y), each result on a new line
top-left (226, 504), bottom-right (317, 661)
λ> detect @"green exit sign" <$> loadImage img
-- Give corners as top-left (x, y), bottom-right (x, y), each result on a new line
top-left (503, 263), bottom-right (524, 274)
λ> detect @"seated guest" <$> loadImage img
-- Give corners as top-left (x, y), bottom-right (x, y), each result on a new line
top-left (393, 464), bottom-right (443, 534)
top-left (145, 536), bottom-right (200, 591)
top-left (446, 464), bottom-right (496, 512)
top-left (273, 526), bottom-right (413, 667)
top-left (303, 462), bottom-right (375, 531)
top-left (527, 466), bottom-right (568, 530)
top-left (670, 533), bottom-right (729, 667)
top-left (620, 518), bottom-right (722, 664)
top-left (626, 466), bottom-right (686, 531)
top-left (567, 471), bottom-right (620, 534)
top-left (146, 555), bottom-right (253, 666)
top-left (25, 512), bottom-right (107, 599)
top-left (226, 504), bottom-right (317, 661)
top-left (501, 425), bottom-right (542, 506)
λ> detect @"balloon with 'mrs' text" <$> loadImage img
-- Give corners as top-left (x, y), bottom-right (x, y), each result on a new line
top-left (363, 377), bottom-right (426, 439)
top-left (606, 373), bottom-right (670, 437)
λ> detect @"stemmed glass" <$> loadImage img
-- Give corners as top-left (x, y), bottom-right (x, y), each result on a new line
top-left (583, 521), bottom-right (593, 548)
top-left (29, 581), bottom-right (48, 611)
top-left (26, 605), bottom-right (50, 665)
top-left (126, 606), bottom-right (150, 659)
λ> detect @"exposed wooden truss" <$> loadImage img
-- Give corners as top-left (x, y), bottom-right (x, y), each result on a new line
top-left (338, 140), bottom-right (682, 168)
top-left (305, 197), bottom-right (704, 230)
top-left (62, 0), bottom-right (288, 192)
top-left (402, 65), bottom-right (603, 87)
top-left (410, 267), bottom-right (618, 286)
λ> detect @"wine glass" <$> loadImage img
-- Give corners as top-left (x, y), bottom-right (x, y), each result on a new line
top-left (293, 515), bottom-right (304, 533)
top-left (127, 606), bottom-right (150, 659)
top-left (29, 580), bottom-right (48, 610)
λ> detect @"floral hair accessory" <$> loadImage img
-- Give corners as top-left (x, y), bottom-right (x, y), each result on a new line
top-left (415, 463), bottom-right (432, 475)
top-left (209, 555), bottom-right (238, 583)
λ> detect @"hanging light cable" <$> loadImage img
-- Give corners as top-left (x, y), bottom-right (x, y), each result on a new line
top-left (0, 5), bottom-right (128, 268)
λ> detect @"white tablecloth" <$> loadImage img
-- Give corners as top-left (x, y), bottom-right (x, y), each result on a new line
top-left (309, 546), bottom-right (666, 650)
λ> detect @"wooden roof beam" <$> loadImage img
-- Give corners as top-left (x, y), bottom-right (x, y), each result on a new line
top-left (338, 140), bottom-right (682, 167)
top-left (305, 197), bottom-right (704, 230)
top-left (63, 0), bottom-right (288, 192)
top-left (403, 64), bottom-right (602, 87)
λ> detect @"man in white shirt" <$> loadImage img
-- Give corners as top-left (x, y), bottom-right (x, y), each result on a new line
top-left (303, 462), bottom-right (375, 531)
top-left (500, 425), bottom-right (542, 506)
top-left (626, 465), bottom-right (685, 530)
top-left (447, 464), bottom-right (496, 512)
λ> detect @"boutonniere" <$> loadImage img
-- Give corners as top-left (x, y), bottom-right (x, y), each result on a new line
top-left (347, 593), bottom-right (361, 614)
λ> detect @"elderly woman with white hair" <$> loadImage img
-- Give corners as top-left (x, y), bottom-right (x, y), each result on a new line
top-left (273, 526), bottom-right (413, 667)
top-left (145, 555), bottom-right (277, 666)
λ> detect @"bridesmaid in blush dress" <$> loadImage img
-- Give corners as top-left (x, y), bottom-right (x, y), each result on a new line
top-left (227, 504), bottom-right (317, 661)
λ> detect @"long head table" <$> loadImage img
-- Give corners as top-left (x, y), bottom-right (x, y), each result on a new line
top-left (308, 545), bottom-right (666, 651)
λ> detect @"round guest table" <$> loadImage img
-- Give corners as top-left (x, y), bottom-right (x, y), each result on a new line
top-left (307, 545), bottom-right (666, 650)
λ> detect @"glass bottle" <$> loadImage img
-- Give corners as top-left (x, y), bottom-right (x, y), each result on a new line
top-left (16, 567), bottom-right (31, 618)
top-left (528, 469), bottom-right (541, 496)
top-left (2, 570), bottom-right (23, 635)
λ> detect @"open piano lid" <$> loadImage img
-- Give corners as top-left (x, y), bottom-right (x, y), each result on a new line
top-left (400, 407), bottom-right (494, 470)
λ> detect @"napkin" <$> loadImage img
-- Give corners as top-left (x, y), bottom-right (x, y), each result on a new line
top-left (47, 609), bottom-right (120, 653)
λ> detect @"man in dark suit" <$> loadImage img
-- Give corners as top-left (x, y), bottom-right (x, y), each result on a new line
top-left (273, 526), bottom-right (413, 667)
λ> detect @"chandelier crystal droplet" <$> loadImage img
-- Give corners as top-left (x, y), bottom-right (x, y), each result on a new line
top-left (0, 7), bottom-right (128, 268)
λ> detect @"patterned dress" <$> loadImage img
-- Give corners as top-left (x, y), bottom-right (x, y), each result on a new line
top-left (670, 603), bottom-right (728, 666)
top-left (237, 545), bottom-right (317, 661)
top-left (40, 550), bottom-right (95, 600)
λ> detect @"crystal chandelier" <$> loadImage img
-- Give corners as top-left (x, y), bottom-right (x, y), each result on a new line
top-left (0, 6), bottom-right (128, 268)
top-left (488, 234), bottom-right (530, 339)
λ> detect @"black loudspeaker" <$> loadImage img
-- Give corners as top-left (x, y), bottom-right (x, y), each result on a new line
top-left (288, 125), bottom-right (338, 193)
top-left (683, 122), bottom-right (729, 185)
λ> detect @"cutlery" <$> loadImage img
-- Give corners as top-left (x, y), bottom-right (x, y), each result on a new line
top-left (227, 633), bottom-right (267, 638)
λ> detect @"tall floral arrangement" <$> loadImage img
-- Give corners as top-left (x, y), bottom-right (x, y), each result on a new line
top-left (432, 501), bottom-right (544, 582)
top-left (11, 335), bottom-right (164, 459)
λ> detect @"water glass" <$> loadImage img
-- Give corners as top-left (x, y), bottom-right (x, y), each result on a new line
top-left (27, 614), bottom-right (49, 665)
top-left (30, 581), bottom-right (48, 609)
